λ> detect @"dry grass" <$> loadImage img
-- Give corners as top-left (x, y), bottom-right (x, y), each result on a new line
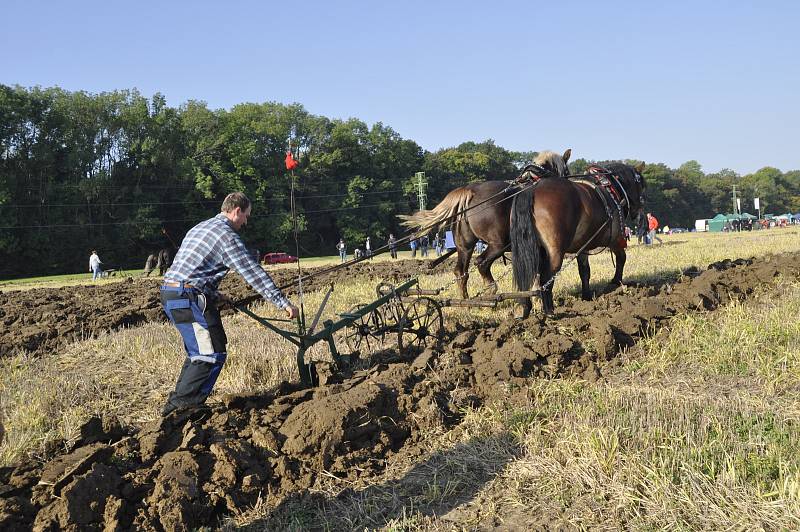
top-left (3, 228), bottom-right (800, 529)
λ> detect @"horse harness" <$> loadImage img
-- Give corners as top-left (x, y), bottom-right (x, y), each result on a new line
top-left (571, 165), bottom-right (630, 249)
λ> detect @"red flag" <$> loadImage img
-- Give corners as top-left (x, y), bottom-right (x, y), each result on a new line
top-left (285, 151), bottom-right (298, 170)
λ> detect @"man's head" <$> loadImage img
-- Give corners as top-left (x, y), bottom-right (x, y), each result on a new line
top-left (221, 192), bottom-right (252, 231)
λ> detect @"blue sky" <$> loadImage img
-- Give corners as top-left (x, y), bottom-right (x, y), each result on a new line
top-left (2, 0), bottom-right (798, 175)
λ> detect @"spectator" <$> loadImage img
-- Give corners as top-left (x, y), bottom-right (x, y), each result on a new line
top-left (624, 226), bottom-right (631, 242)
top-left (420, 235), bottom-right (429, 257)
top-left (89, 250), bottom-right (104, 280)
top-left (647, 212), bottom-right (663, 244)
top-left (388, 234), bottom-right (398, 259)
top-left (337, 239), bottom-right (347, 263)
top-left (410, 238), bottom-right (418, 258)
top-left (635, 208), bottom-right (648, 244)
top-left (365, 236), bottom-right (372, 258)
top-left (433, 232), bottom-right (443, 256)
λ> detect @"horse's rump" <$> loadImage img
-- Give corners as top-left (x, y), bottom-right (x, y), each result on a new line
top-left (398, 186), bottom-right (475, 233)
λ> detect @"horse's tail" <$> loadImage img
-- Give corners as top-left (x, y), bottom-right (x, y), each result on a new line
top-left (398, 187), bottom-right (474, 232)
top-left (511, 185), bottom-right (539, 291)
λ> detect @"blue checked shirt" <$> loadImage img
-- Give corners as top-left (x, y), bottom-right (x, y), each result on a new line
top-left (164, 214), bottom-right (290, 309)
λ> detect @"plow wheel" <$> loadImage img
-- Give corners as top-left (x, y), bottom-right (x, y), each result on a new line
top-left (376, 282), bottom-right (404, 326)
top-left (341, 304), bottom-right (384, 355)
top-left (398, 297), bottom-right (444, 353)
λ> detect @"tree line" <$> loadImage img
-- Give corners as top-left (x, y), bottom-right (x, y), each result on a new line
top-left (1, 84), bottom-right (798, 278)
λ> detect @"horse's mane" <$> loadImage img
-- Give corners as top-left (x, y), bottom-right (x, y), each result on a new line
top-left (533, 150), bottom-right (567, 176)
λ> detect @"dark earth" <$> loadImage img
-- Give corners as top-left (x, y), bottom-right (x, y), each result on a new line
top-left (1, 253), bottom-right (798, 530)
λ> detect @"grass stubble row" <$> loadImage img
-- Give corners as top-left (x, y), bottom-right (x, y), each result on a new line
top-left (2, 228), bottom-right (800, 529)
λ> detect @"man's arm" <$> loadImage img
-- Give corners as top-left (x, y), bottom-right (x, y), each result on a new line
top-left (221, 233), bottom-right (292, 310)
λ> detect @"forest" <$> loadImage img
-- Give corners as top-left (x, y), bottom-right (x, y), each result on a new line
top-left (2, 84), bottom-right (799, 277)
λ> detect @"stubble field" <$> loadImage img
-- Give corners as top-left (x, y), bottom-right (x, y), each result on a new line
top-left (1, 228), bottom-right (800, 530)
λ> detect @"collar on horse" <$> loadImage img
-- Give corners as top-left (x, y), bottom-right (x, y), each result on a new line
top-left (570, 164), bottom-right (631, 249)
top-left (513, 162), bottom-right (558, 185)
top-left (584, 164), bottom-right (631, 220)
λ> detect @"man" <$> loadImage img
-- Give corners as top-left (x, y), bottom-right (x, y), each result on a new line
top-left (647, 212), bottom-right (663, 244)
top-left (336, 238), bottom-right (347, 262)
top-left (89, 250), bottom-right (103, 280)
top-left (388, 234), bottom-right (398, 259)
top-left (365, 236), bottom-right (372, 258)
top-left (160, 192), bottom-right (299, 416)
top-left (635, 208), bottom-right (648, 244)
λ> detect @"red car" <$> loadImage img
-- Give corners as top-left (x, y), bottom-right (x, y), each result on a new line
top-left (262, 252), bottom-right (298, 265)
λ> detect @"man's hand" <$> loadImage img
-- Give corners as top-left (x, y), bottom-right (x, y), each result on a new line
top-left (285, 304), bottom-right (299, 319)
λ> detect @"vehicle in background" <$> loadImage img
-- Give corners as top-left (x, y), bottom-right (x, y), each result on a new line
top-left (694, 219), bottom-right (710, 232)
top-left (262, 252), bottom-right (298, 265)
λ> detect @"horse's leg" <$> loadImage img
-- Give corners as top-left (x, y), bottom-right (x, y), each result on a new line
top-left (475, 242), bottom-right (507, 295)
top-left (453, 224), bottom-right (477, 299)
top-left (541, 246), bottom-right (566, 315)
top-left (609, 246), bottom-right (626, 287)
top-left (577, 253), bottom-right (592, 300)
top-left (454, 246), bottom-right (475, 299)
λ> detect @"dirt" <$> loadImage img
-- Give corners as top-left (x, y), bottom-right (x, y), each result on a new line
top-left (1, 253), bottom-right (798, 530)
top-left (0, 258), bottom-right (451, 358)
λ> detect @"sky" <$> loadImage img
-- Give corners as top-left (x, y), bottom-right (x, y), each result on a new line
top-left (2, 0), bottom-right (798, 175)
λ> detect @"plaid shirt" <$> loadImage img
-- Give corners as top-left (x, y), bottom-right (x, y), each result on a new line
top-left (164, 214), bottom-right (290, 309)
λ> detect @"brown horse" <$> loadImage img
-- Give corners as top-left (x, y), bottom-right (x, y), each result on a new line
top-left (510, 161), bottom-right (646, 317)
top-left (399, 149), bottom-right (571, 298)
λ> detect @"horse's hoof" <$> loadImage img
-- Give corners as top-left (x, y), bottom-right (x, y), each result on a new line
top-left (581, 292), bottom-right (593, 301)
top-left (513, 304), bottom-right (531, 320)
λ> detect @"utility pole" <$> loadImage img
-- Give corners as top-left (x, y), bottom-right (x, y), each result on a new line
top-left (415, 171), bottom-right (427, 211)
top-left (731, 185), bottom-right (740, 215)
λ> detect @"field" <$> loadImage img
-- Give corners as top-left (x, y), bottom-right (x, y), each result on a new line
top-left (2, 228), bottom-right (800, 530)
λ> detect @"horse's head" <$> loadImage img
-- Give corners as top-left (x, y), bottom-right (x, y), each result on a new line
top-left (532, 149), bottom-right (571, 178)
top-left (628, 161), bottom-right (646, 214)
top-left (602, 161), bottom-right (646, 219)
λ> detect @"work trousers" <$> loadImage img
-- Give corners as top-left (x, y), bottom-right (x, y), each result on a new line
top-left (160, 284), bottom-right (227, 416)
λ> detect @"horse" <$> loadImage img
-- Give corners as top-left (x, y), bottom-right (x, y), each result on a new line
top-left (156, 247), bottom-right (173, 276)
top-left (398, 149), bottom-right (572, 298)
top-left (510, 161), bottom-right (646, 317)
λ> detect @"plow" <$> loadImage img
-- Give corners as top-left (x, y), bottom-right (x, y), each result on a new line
top-left (235, 274), bottom-right (543, 386)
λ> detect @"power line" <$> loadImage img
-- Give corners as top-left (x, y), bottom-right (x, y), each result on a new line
top-left (0, 198), bottom-right (416, 230)
top-left (4, 188), bottom-right (408, 208)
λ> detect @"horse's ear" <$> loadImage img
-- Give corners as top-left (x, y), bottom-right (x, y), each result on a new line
top-left (635, 162), bottom-right (645, 173)
top-left (562, 149), bottom-right (572, 164)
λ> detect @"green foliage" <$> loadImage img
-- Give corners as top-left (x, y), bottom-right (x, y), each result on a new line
top-left (2, 83), bottom-right (799, 277)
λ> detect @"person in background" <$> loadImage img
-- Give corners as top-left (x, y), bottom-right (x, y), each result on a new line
top-left (420, 235), bottom-right (429, 257)
top-left (410, 238), bottom-right (418, 258)
top-left (365, 236), bottom-right (372, 258)
top-left (337, 238), bottom-right (347, 263)
top-left (159, 192), bottom-right (299, 416)
top-left (636, 208), bottom-right (648, 244)
top-left (647, 212), bottom-right (663, 244)
top-left (388, 234), bottom-right (398, 259)
top-left (89, 250), bottom-right (104, 280)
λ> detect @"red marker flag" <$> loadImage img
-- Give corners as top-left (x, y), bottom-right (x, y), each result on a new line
top-left (285, 151), bottom-right (298, 170)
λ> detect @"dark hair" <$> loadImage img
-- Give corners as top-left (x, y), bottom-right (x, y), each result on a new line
top-left (221, 192), bottom-right (251, 213)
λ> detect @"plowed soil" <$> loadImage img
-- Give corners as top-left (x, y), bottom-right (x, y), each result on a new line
top-left (1, 253), bottom-right (798, 530)
top-left (0, 259), bottom-right (451, 358)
